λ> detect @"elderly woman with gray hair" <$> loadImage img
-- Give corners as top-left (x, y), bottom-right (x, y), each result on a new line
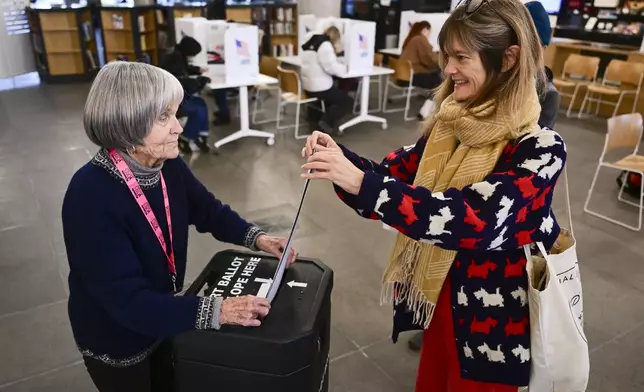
top-left (62, 61), bottom-right (295, 392)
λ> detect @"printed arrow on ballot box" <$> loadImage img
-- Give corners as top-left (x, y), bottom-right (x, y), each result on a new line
top-left (287, 280), bottom-right (307, 288)
top-left (255, 277), bottom-right (273, 298)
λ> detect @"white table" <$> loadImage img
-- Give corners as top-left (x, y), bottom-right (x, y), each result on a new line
top-left (207, 74), bottom-right (278, 149)
top-left (336, 66), bottom-right (394, 132)
top-left (277, 56), bottom-right (395, 133)
top-left (379, 48), bottom-right (401, 57)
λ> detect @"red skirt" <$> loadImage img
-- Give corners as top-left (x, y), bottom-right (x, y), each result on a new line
top-left (415, 277), bottom-right (518, 392)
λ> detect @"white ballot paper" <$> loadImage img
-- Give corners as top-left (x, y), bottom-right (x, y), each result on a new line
top-left (265, 176), bottom-right (312, 303)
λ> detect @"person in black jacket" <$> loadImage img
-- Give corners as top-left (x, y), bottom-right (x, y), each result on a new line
top-left (161, 36), bottom-right (212, 153)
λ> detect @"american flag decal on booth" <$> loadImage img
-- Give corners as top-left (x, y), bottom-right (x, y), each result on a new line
top-left (236, 39), bottom-right (250, 57)
top-left (359, 34), bottom-right (368, 50)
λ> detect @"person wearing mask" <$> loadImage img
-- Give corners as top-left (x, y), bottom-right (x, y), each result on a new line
top-left (63, 61), bottom-right (296, 392)
top-left (301, 26), bottom-right (353, 134)
top-left (301, 0), bottom-right (567, 390)
top-left (161, 36), bottom-right (212, 153)
top-left (525, 0), bottom-right (560, 130)
top-left (400, 21), bottom-right (442, 120)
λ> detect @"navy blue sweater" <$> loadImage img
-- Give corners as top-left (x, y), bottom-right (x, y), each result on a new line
top-left (62, 149), bottom-right (262, 367)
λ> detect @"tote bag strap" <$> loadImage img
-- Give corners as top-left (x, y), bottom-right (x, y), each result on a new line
top-left (562, 165), bottom-right (574, 237)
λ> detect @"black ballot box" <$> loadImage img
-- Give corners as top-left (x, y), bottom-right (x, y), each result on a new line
top-left (173, 249), bottom-right (333, 392)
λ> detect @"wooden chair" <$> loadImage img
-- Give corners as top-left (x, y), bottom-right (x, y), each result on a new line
top-left (578, 60), bottom-right (644, 119)
top-left (584, 113), bottom-right (644, 231)
top-left (352, 53), bottom-right (385, 114)
top-left (382, 58), bottom-right (416, 121)
top-left (553, 54), bottom-right (600, 117)
top-left (251, 56), bottom-right (282, 124)
top-left (276, 66), bottom-right (324, 140)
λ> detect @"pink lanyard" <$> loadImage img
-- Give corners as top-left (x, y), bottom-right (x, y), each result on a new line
top-left (108, 149), bottom-right (177, 291)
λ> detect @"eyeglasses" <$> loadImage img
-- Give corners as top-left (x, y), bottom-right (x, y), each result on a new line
top-left (456, 0), bottom-right (492, 14)
top-left (455, 0), bottom-right (510, 29)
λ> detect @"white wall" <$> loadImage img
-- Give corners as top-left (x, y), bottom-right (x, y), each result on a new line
top-left (0, 0), bottom-right (35, 78)
top-left (299, 0), bottom-right (341, 18)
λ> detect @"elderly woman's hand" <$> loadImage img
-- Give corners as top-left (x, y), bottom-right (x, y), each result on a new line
top-left (220, 295), bottom-right (270, 327)
top-left (301, 131), bottom-right (341, 158)
top-left (255, 234), bottom-right (297, 264)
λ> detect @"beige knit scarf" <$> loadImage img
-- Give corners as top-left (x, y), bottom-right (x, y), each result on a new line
top-left (382, 89), bottom-right (541, 328)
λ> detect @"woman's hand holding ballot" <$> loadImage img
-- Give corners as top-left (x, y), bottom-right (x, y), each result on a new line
top-left (301, 131), bottom-right (365, 196)
top-left (301, 131), bottom-right (341, 157)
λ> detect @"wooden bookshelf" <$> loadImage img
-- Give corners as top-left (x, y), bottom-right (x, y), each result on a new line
top-left (27, 5), bottom-right (99, 83)
top-left (158, 1), bottom-right (208, 50)
top-left (99, 5), bottom-right (159, 65)
top-left (226, 0), bottom-right (298, 57)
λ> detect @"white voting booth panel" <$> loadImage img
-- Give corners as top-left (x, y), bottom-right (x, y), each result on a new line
top-left (343, 20), bottom-right (376, 74)
top-left (315, 17), bottom-right (348, 35)
top-left (299, 14), bottom-right (317, 49)
top-left (223, 25), bottom-right (260, 85)
top-left (317, 17), bottom-right (349, 51)
top-left (206, 21), bottom-right (227, 80)
top-left (397, 11), bottom-right (449, 51)
top-left (178, 19), bottom-right (259, 85)
top-left (398, 10), bottom-right (416, 50)
top-left (175, 17), bottom-right (209, 69)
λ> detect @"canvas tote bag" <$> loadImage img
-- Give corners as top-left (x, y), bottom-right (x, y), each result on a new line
top-left (523, 167), bottom-right (589, 392)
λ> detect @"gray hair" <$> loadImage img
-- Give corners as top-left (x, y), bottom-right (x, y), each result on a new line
top-left (84, 61), bottom-right (184, 150)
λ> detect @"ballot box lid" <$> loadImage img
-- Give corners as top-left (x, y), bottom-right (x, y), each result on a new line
top-left (174, 250), bottom-right (333, 375)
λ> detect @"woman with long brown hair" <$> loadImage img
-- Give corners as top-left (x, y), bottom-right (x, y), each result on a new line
top-left (400, 21), bottom-right (442, 119)
top-left (301, 0), bottom-right (566, 390)
top-left (401, 21), bottom-right (442, 91)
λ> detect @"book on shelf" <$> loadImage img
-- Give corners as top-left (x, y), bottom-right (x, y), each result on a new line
top-left (156, 9), bottom-right (165, 25)
top-left (82, 21), bottom-right (92, 41)
top-left (112, 14), bottom-right (124, 29)
top-left (86, 49), bottom-right (97, 69)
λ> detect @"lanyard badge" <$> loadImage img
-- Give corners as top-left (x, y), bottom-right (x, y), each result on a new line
top-left (108, 149), bottom-right (177, 292)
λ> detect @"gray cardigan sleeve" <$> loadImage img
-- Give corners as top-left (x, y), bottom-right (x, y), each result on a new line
top-left (539, 88), bottom-right (561, 130)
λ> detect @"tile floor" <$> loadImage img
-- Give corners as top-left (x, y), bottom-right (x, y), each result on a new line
top-left (0, 75), bottom-right (642, 391)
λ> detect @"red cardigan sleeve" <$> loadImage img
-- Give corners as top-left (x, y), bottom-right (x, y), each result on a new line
top-left (335, 136), bottom-right (427, 218)
top-left (345, 130), bottom-right (567, 251)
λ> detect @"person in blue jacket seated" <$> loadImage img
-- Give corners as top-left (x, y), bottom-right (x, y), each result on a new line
top-left (62, 61), bottom-right (296, 392)
top-left (160, 36), bottom-right (212, 154)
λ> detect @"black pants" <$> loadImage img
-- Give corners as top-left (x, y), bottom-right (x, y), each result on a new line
top-left (413, 71), bottom-right (443, 91)
top-left (84, 341), bottom-right (174, 392)
top-left (306, 86), bottom-right (353, 131)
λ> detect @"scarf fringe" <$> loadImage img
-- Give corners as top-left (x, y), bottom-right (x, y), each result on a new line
top-left (380, 281), bottom-right (436, 329)
top-left (381, 244), bottom-right (437, 329)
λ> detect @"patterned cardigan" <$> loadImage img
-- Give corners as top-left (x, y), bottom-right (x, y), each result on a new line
top-left (334, 128), bottom-right (566, 386)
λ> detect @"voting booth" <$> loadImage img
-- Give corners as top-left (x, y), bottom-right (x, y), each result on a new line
top-left (343, 20), bottom-right (376, 74)
top-left (173, 250), bottom-right (334, 392)
top-left (315, 17), bottom-right (348, 36)
top-left (175, 17), bottom-right (209, 68)
top-left (397, 11), bottom-right (449, 51)
top-left (299, 14), bottom-right (317, 49)
top-left (174, 18), bottom-right (260, 85)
